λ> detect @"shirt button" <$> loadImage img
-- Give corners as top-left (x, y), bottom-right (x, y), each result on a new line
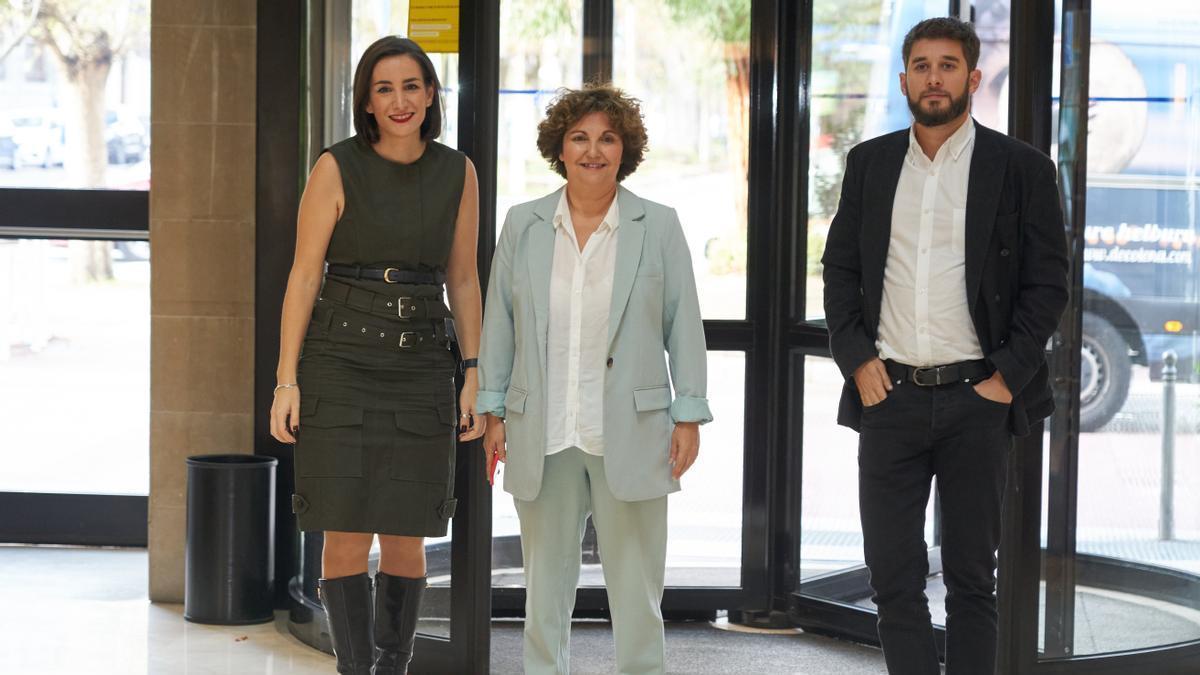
top-left (995, 294), bottom-right (1002, 303)
top-left (606, 357), bottom-right (614, 368)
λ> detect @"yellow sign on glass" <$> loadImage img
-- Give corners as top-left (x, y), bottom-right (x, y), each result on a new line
top-left (408, 0), bottom-right (459, 54)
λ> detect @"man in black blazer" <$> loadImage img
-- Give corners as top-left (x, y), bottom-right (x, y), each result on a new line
top-left (821, 17), bottom-right (1068, 675)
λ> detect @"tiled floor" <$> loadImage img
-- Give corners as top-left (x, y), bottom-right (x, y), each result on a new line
top-left (1, 545), bottom-right (890, 674)
top-left (1, 546), bottom-right (331, 675)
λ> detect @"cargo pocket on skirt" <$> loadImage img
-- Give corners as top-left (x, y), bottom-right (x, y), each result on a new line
top-left (389, 399), bottom-right (456, 486)
top-left (295, 397), bottom-right (365, 477)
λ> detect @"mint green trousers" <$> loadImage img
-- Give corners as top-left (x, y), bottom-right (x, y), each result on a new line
top-left (514, 447), bottom-right (669, 675)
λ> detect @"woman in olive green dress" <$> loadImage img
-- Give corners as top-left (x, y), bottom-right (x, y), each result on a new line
top-left (269, 36), bottom-right (484, 675)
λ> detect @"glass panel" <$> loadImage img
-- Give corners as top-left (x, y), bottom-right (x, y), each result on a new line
top-left (799, 355), bottom-right (939, 620)
top-left (799, 355), bottom-right (866, 580)
top-left (491, 351), bottom-right (744, 590)
top-left (351, 0), bottom-right (459, 148)
top-left (495, 0), bottom-right (582, 234)
top-left (805, 0), bottom-right (942, 321)
top-left (489, 0), bottom-right (582, 600)
top-left (0, 238), bottom-right (149, 495)
top-left (974, 0), bottom-right (1012, 133)
top-left (0, 2), bottom-right (150, 190)
top-left (666, 351), bottom-right (743, 586)
top-left (1042, 0), bottom-right (1200, 657)
top-left (613, 0), bottom-right (749, 320)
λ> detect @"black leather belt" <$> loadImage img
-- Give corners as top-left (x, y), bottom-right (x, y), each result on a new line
top-left (326, 263), bottom-right (445, 285)
top-left (320, 277), bottom-right (449, 320)
top-left (322, 308), bottom-right (455, 350)
top-left (884, 359), bottom-right (992, 386)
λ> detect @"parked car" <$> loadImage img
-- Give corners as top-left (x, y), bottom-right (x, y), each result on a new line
top-left (7, 110), bottom-right (65, 169)
top-left (105, 108), bottom-right (147, 164)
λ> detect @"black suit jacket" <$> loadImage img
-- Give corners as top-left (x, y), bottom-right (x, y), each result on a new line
top-left (821, 120), bottom-right (1069, 437)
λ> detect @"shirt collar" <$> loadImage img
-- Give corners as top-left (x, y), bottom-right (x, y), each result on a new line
top-left (907, 116), bottom-right (976, 164)
top-left (553, 190), bottom-right (621, 232)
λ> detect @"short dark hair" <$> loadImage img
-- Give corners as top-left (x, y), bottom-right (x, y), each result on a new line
top-left (536, 82), bottom-right (649, 183)
top-left (352, 36), bottom-right (443, 143)
top-left (901, 17), bottom-right (981, 71)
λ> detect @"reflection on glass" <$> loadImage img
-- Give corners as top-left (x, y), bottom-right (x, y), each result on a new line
top-left (974, 0), bottom-right (1012, 132)
top-left (491, 351), bottom-right (744, 590)
top-left (807, 1), bottom-right (925, 320)
top-left (351, 0), bottom-right (459, 149)
top-left (613, 0), bottom-right (749, 320)
top-left (495, 0), bottom-right (581, 229)
top-left (1044, 0), bottom-right (1200, 657)
top-left (0, 239), bottom-right (149, 495)
top-left (0, 1), bottom-right (150, 190)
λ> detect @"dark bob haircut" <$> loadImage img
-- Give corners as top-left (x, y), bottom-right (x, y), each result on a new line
top-left (352, 36), bottom-right (443, 143)
top-left (901, 17), bottom-right (981, 71)
top-left (536, 82), bottom-right (648, 183)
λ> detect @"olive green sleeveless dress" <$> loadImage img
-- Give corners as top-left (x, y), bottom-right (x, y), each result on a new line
top-left (292, 137), bottom-right (465, 537)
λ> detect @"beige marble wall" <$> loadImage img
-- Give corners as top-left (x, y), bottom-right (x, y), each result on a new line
top-left (148, 0), bottom-right (257, 603)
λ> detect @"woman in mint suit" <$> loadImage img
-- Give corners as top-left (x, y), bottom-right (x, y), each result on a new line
top-left (476, 83), bottom-right (712, 675)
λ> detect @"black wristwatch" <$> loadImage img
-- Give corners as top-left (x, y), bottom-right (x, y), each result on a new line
top-left (459, 358), bottom-right (478, 374)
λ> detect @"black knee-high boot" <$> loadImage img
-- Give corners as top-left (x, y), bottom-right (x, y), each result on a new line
top-left (372, 572), bottom-right (426, 675)
top-left (319, 573), bottom-right (374, 675)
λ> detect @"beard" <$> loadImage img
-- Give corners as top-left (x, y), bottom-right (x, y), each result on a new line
top-left (907, 82), bottom-right (971, 127)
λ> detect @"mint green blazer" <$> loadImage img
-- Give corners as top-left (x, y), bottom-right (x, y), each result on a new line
top-left (476, 186), bottom-right (713, 502)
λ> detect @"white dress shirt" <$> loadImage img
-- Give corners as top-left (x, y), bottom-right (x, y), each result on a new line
top-left (877, 118), bottom-right (985, 367)
top-left (545, 191), bottom-right (620, 456)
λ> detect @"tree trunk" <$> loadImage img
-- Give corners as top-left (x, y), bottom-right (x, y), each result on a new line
top-left (65, 57), bottom-right (111, 188)
top-left (59, 57), bottom-right (114, 281)
top-left (69, 239), bottom-right (113, 283)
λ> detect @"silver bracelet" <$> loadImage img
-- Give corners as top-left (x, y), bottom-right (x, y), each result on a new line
top-left (274, 383), bottom-right (298, 392)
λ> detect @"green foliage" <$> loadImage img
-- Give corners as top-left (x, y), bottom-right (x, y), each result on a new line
top-left (662, 0), bottom-right (750, 45)
top-left (810, 0), bottom-right (886, 218)
top-left (506, 0), bottom-right (574, 42)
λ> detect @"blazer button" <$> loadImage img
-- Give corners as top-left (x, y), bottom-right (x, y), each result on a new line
top-left (606, 357), bottom-right (614, 368)
top-left (1000, 248), bottom-right (1010, 257)
top-left (994, 293), bottom-right (1002, 303)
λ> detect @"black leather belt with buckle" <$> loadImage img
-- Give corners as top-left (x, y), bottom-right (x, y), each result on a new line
top-left (319, 277), bottom-right (448, 320)
top-left (884, 359), bottom-right (992, 386)
top-left (318, 305), bottom-right (456, 351)
top-left (326, 263), bottom-right (446, 285)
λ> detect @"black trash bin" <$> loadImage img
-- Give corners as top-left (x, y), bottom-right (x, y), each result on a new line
top-left (185, 454), bottom-right (278, 625)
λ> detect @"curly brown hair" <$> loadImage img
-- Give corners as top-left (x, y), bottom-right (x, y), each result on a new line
top-left (536, 83), bottom-right (648, 182)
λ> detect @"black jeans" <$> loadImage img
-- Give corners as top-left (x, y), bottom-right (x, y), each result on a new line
top-left (858, 377), bottom-right (1012, 675)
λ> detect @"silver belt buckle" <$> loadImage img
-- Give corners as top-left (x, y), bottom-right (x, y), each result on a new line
top-left (911, 366), bottom-right (942, 386)
top-left (396, 297), bottom-right (417, 319)
top-left (399, 331), bottom-right (418, 348)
